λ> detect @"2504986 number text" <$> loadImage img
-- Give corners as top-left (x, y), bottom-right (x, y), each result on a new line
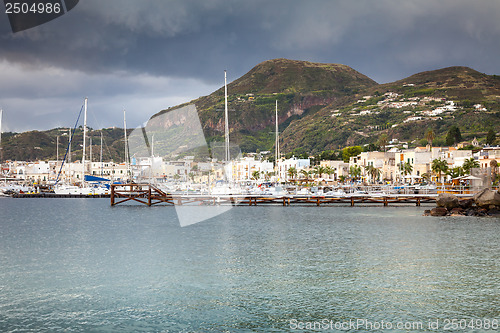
top-left (5, 2), bottom-right (61, 14)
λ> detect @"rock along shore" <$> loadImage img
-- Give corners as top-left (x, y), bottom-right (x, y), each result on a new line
top-left (424, 189), bottom-right (500, 217)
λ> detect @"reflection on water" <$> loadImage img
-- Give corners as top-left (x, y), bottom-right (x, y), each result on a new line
top-left (0, 199), bottom-right (499, 332)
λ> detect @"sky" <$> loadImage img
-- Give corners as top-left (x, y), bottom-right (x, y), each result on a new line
top-left (1, 0), bottom-right (500, 133)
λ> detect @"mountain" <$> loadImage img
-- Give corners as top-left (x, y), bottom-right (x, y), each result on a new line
top-left (0, 127), bottom-right (127, 162)
top-left (280, 66), bottom-right (500, 152)
top-left (154, 58), bottom-right (378, 152)
top-left (2, 60), bottom-right (499, 162)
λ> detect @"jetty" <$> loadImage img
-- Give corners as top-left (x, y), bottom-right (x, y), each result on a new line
top-left (109, 184), bottom-right (442, 207)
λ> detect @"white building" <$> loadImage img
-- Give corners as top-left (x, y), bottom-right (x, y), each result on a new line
top-left (277, 157), bottom-right (310, 182)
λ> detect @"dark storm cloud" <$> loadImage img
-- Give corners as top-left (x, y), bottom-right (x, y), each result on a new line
top-left (0, 0), bottom-right (499, 131)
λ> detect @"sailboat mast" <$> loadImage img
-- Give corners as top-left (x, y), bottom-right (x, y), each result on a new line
top-left (0, 109), bottom-right (3, 163)
top-left (89, 136), bottom-right (92, 176)
top-left (275, 100), bottom-right (279, 166)
top-left (100, 132), bottom-right (103, 176)
top-left (224, 70), bottom-right (230, 162)
top-left (123, 110), bottom-right (130, 181)
top-left (68, 128), bottom-right (71, 182)
top-left (81, 97), bottom-right (88, 184)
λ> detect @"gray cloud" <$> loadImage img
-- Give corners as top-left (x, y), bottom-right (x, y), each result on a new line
top-left (1, 0), bottom-right (499, 131)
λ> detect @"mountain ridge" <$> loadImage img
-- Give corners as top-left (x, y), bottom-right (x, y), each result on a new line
top-left (1, 59), bottom-right (499, 161)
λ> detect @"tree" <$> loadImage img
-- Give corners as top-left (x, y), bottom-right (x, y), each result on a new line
top-left (314, 165), bottom-right (326, 179)
top-left (287, 166), bottom-right (297, 182)
top-left (300, 169), bottom-right (310, 182)
top-left (377, 134), bottom-right (389, 152)
top-left (446, 126), bottom-right (462, 146)
top-left (402, 162), bottom-right (413, 176)
top-left (486, 129), bottom-right (496, 145)
top-left (324, 166), bottom-right (335, 180)
top-left (425, 129), bottom-right (435, 147)
top-left (349, 165), bottom-right (361, 181)
top-left (447, 166), bottom-right (464, 179)
top-left (454, 126), bottom-right (462, 143)
top-left (421, 173), bottom-right (431, 182)
top-left (462, 157), bottom-right (479, 175)
top-left (431, 158), bottom-right (448, 184)
top-left (491, 160), bottom-right (498, 184)
top-left (251, 170), bottom-right (260, 181)
top-left (342, 146), bottom-right (362, 163)
top-left (364, 165), bottom-right (381, 183)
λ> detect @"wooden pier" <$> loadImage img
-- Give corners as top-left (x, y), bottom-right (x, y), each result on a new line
top-left (110, 184), bottom-right (440, 207)
top-left (110, 184), bottom-right (174, 206)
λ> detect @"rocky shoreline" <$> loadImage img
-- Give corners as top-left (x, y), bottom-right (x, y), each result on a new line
top-left (424, 188), bottom-right (500, 217)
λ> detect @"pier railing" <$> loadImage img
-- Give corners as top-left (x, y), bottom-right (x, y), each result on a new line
top-left (110, 184), bottom-right (441, 207)
top-left (110, 184), bottom-right (174, 206)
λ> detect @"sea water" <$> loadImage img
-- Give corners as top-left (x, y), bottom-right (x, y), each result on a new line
top-left (0, 198), bottom-right (499, 332)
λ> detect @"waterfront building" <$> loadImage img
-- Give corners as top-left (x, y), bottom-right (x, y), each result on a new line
top-left (277, 157), bottom-right (310, 182)
top-left (319, 160), bottom-right (349, 180)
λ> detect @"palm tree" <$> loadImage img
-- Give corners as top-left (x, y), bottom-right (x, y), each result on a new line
top-left (300, 169), bottom-right (310, 182)
top-left (402, 162), bottom-right (413, 176)
top-left (324, 166), bottom-right (335, 180)
top-left (350, 165), bottom-right (362, 181)
top-left (371, 167), bottom-right (381, 183)
top-left (447, 166), bottom-right (464, 179)
top-left (287, 166), bottom-right (297, 182)
top-left (314, 165), bottom-right (326, 180)
top-left (426, 129), bottom-right (435, 147)
top-left (432, 158), bottom-right (448, 185)
top-left (462, 157), bottom-right (479, 175)
top-left (251, 170), bottom-right (260, 181)
top-left (421, 173), bottom-right (431, 182)
top-left (364, 165), bottom-right (381, 183)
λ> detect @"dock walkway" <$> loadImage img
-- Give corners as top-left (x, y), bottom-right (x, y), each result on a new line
top-left (109, 184), bottom-right (444, 207)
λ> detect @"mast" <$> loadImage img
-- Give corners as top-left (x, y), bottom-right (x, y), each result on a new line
top-left (100, 132), bottom-right (103, 177)
top-left (151, 134), bottom-right (154, 157)
top-left (224, 70), bottom-right (230, 162)
top-left (275, 100), bottom-right (279, 166)
top-left (81, 97), bottom-right (88, 184)
top-left (68, 127), bottom-right (71, 182)
top-left (68, 128), bottom-right (71, 163)
top-left (89, 136), bottom-right (92, 176)
top-left (123, 109), bottom-right (130, 181)
top-left (0, 109), bottom-right (3, 163)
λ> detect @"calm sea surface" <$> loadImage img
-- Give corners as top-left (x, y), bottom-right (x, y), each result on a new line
top-left (0, 198), bottom-right (499, 332)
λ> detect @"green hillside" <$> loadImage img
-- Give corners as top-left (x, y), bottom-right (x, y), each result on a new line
top-left (0, 127), bottom-right (128, 162)
top-left (2, 60), bottom-right (499, 162)
top-left (154, 58), bottom-right (378, 152)
top-left (280, 66), bottom-right (500, 152)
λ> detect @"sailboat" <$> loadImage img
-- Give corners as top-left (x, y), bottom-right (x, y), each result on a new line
top-left (54, 98), bottom-right (110, 195)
